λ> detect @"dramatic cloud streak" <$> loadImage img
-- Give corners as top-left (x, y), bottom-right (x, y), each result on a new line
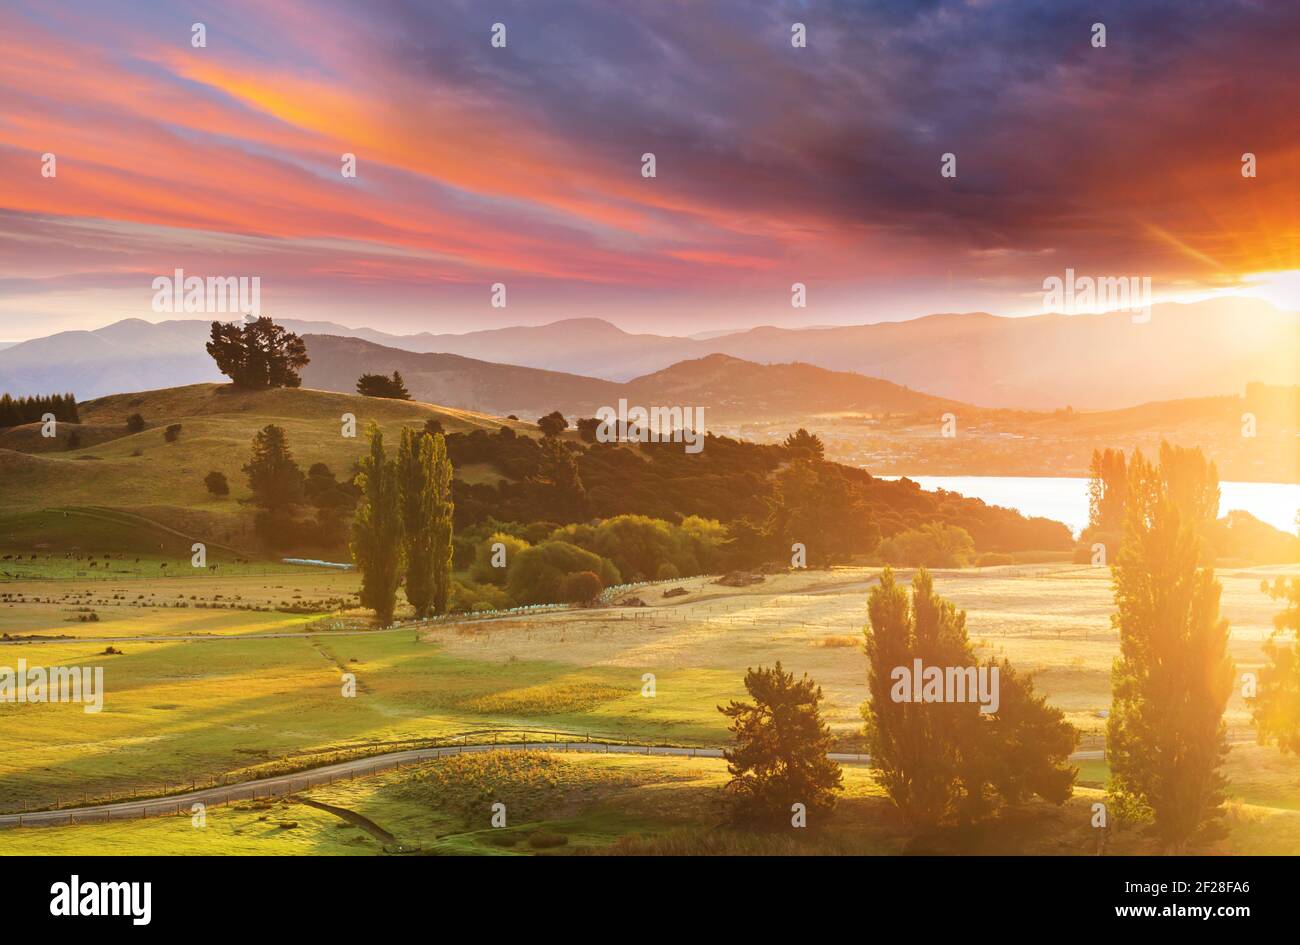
top-left (0, 0), bottom-right (1295, 337)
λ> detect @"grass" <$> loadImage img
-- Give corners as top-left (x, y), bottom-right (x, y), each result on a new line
top-left (2, 562), bottom-right (1299, 851)
top-left (0, 384), bottom-right (534, 547)
top-left (8, 747), bottom-right (1300, 856)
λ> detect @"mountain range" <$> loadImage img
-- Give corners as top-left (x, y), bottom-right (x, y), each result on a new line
top-left (0, 297), bottom-right (1295, 409)
top-left (298, 335), bottom-right (960, 421)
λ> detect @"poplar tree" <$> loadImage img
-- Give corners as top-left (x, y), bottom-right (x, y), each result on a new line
top-left (862, 568), bottom-right (1076, 828)
top-left (351, 426), bottom-right (404, 626)
top-left (1252, 576), bottom-right (1300, 754)
top-left (395, 427), bottom-right (455, 618)
top-left (430, 432), bottom-right (455, 615)
top-left (1107, 448), bottom-right (1233, 851)
top-left (397, 427), bottom-right (436, 618)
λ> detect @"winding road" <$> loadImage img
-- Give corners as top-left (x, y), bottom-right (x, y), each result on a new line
top-left (0, 739), bottom-right (1106, 829)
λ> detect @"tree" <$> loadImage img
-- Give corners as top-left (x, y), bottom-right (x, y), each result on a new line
top-left (862, 568), bottom-right (971, 826)
top-left (765, 461), bottom-right (877, 567)
top-left (423, 418), bottom-right (444, 436)
top-left (66, 430), bottom-right (82, 450)
top-left (1158, 440), bottom-right (1220, 528)
top-left (204, 471), bottom-right (230, 497)
top-left (395, 427), bottom-right (455, 618)
top-left (537, 410), bottom-right (568, 438)
top-left (356, 371), bottom-right (412, 400)
top-left (1107, 448), bottom-right (1233, 851)
top-left (575, 417), bottom-right (601, 443)
top-left (351, 426), bottom-right (404, 625)
top-left (718, 662), bottom-right (843, 826)
top-left (862, 568), bottom-right (1076, 828)
top-left (126, 413), bottom-right (145, 433)
top-left (242, 425), bottom-right (304, 511)
top-left (1087, 448), bottom-right (1127, 533)
top-left (531, 436), bottom-right (588, 522)
top-left (206, 317), bottom-right (309, 389)
top-left (782, 428), bottom-right (825, 462)
top-left (1252, 577), bottom-right (1300, 754)
top-left (164, 423), bottom-right (182, 443)
top-left (397, 427), bottom-right (436, 618)
top-left (429, 431), bottom-right (455, 615)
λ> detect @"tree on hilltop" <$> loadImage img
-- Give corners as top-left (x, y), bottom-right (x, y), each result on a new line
top-left (206, 317), bottom-right (309, 389)
top-left (357, 371), bottom-right (412, 400)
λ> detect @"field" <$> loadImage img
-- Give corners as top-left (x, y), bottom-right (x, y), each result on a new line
top-left (4, 557), bottom-right (1300, 854)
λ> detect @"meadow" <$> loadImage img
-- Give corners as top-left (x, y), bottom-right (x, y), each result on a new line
top-left (3, 559), bottom-right (1299, 855)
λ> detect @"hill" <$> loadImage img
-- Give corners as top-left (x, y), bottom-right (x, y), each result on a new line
top-left (298, 337), bottom-right (962, 421)
top-left (0, 383), bottom-right (528, 551)
top-left (0, 382), bottom-right (1074, 560)
top-left (3, 297), bottom-right (1295, 409)
top-left (297, 334), bottom-right (620, 417)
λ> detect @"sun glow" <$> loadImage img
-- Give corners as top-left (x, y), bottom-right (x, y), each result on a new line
top-left (1240, 270), bottom-right (1300, 312)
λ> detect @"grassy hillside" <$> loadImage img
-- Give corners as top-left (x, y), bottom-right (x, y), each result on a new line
top-left (0, 383), bottom-right (535, 550)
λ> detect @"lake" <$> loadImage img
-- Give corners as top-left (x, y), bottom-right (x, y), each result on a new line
top-left (883, 476), bottom-right (1300, 537)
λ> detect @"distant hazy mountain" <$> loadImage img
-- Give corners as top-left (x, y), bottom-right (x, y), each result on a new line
top-left (299, 334), bottom-right (621, 418)
top-left (1, 297), bottom-right (1294, 408)
top-left (300, 336), bottom-right (963, 421)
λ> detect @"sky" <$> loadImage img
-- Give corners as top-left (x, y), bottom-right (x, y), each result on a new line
top-left (0, 0), bottom-right (1296, 341)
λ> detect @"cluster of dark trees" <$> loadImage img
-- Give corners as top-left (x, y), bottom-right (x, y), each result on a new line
top-left (0, 393), bottom-right (78, 428)
top-left (239, 425), bottom-right (360, 549)
top-left (356, 371), bottom-right (411, 400)
top-left (448, 424), bottom-right (1072, 567)
top-left (351, 425), bottom-right (455, 624)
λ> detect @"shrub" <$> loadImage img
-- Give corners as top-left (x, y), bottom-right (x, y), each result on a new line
top-left (125, 413), bottom-right (145, 433)
top-left (470, 532), bottom-right (530, 586)
top-left (507, 541), bottom-right (620, 605)
top-left (975, 551), bottom-right (1014, 567)
top-left (656, 562), bottom-right (680, 580)
top-left (205, 471), bottom-right (230, 497)
top-left (558, 570), bottom-right (604, 604)
top-left (164, 423), bottom-right (182, 443)
top-left (876, 523), bottom-right (975, 568)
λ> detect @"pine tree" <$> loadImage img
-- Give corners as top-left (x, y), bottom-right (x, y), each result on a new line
top-left (351, 426), bottom-right (404, 626)
top-left (719, 662), bottom-right (842, 826)
top-left (242, 425), bottom-right (304, 511)
top-left (1107, 448), bottom-right (1233, 851)
top-left (532, 436), bottom-right (587, 522)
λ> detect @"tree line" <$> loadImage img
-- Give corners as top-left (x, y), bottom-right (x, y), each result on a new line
top-left (0, 393), bottom-right (79, 428)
